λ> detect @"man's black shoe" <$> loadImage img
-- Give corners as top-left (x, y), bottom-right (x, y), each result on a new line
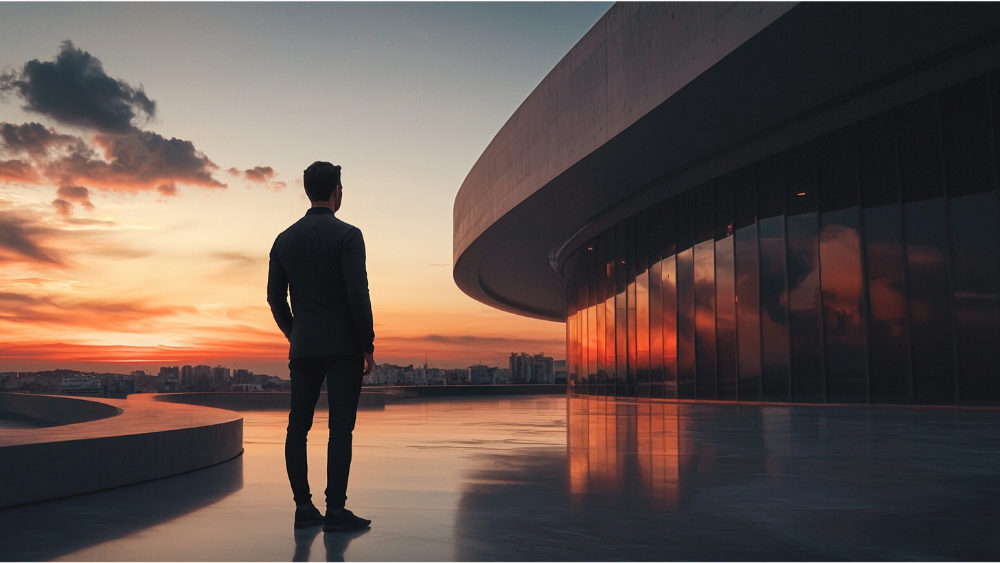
top-left (323, 508), bottom-right (371, 532)
top-left (294, 504), bottom-right (325, 529)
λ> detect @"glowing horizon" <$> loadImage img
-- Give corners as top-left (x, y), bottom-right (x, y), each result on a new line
top-left (0, 3), bottom-right (611, 376)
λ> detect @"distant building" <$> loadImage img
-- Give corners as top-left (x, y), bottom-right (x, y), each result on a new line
top-left (61, 377), bottom-right (104, 397)
top-left (193, 365), bottom-right (212, 390)
top-left (493, 368), bottom-right (512, 385)
top-left (553, 360), bottom-right (567, 384)
top-left (233, 369), bottom-right (252, 385)
top-left (211, 366), bottom-right (231, 391)
top-left (444, 369), bottom-right (470, 385)
top-left (469, 364), bottom-right (495, 385)
top-left (107, 379), bottom-right (136, 398)
top-left (423, 367), bottom-right (445, 386)
top-left (181, 365), bottom-right (194, 388)
top-left (510, 352), bottom-right (555, 383)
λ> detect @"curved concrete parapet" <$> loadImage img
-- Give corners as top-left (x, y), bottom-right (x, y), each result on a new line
top-left (0, 393), bottom-right (242, 509)
top-left (0, 393), bottom-right (121, 426)
top-left (152, 389), bottom-right (387, 411)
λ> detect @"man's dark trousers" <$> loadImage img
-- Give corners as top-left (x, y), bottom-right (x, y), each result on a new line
top-left (285, 354), bottom-right (364, 510)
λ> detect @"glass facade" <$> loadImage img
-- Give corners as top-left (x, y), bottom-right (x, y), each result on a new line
top-left (565, 71), bottom-right (1000, 406)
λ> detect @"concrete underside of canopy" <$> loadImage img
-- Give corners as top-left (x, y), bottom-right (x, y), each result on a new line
top-left (452, 2), bottom-right (1000, 320)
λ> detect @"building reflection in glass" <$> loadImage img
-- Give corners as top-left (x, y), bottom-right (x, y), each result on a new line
top-left (565, 69), bottom-right (1000, 406)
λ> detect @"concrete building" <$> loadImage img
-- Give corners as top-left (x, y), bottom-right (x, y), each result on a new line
top-left (454, 3), bottom-right (1000, 405)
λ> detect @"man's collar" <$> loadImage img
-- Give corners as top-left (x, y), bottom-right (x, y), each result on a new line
top-left (306, 207), bottom-right (334, 216)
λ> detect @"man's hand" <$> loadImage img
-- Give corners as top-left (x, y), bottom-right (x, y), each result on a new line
top-left (363, 352), bottom-right (375, 376)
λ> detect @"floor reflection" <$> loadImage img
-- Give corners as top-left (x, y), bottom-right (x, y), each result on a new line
top-left (0, 455), bottom-right (243, 561)
top-left (2, 397), bottom-right (998, 561)
top-left (456, 397), bottom-right (1000, 561)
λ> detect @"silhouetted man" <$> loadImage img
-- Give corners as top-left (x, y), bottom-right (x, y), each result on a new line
top-left (268, 161), bottom-right (375, 533)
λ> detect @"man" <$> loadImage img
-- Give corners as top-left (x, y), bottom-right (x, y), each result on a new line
top-left (267, 161), bottom-right (375, 533)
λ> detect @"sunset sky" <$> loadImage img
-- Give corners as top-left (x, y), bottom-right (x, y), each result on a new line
top-left (0, 2), bottom-right (612, 375)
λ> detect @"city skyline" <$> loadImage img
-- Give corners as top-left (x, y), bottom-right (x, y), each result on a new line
top-left (0, 4), bottom-right (605, 374)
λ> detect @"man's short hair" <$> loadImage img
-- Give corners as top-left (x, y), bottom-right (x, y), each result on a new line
top-left (303, 161), bottom-right (342, 202)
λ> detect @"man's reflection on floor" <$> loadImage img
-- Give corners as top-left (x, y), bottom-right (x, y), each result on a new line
top-left (293, 526), bottom-right (369, 562)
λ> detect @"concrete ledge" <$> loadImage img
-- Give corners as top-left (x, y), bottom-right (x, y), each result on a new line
top-left (152, 389), bottom-right (387, 411)
top-left (0, 393), bottom-right (242, 509)
top-left (0, 392), bottom-right (121, 426)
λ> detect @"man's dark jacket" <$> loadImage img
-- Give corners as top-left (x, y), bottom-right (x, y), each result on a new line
top-left (267, 207), bottom-right (375, 358)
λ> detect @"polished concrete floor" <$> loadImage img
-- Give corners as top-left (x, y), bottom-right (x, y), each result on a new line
top-left (2, 396), bottom-right (1000, 561)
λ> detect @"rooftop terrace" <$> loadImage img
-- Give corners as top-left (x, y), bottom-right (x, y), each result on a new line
top-left (2, 396), bottom-right (999, 561)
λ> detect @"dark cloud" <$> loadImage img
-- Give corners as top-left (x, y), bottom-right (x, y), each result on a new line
top-left (45, 130), bottom-right (224, 193)
top-left (0, 123), bottom-right (83, 158)
top-left (0, 211), bottom-right (65, 265)
top-left (243, 166), bottom-right (274, 183)
top-left (0, 41), bottom-right (155, 134)
top-left (0, 122), bottom-right (80, 158)
top-left (52, 185), bottom-right (94, 217)
top-left (0, 43), bottom-right (295, 213)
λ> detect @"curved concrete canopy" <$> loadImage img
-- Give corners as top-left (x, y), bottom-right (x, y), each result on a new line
top-left (453, 2), bottom-right (1000, 320)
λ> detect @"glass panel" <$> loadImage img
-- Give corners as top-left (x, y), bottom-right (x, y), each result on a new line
top-left (636, 215), bottom-right (651, 399)
top-left (694, 239), bottom-right (717, 400)
top-left (864, 205), bottom-right (911, 403)
top-left (581, 271), bottom-right (590, 393)
top-left (626, 221), bottom-right (638, 398)
top-left (661, 253), bottom-right (678, 399)
top-left (819, 207), bottom-right (867, 403)
top-left (661, 200), bottom-right (679, 399)
top-left (648, 205), bottom-right (664, 399)
top-left (904, 198), bottom-right (955, 404)
top-left (817, 128), bottom-right (867, 404)
top-left (734, 223), bottom-right (761, 401)
top-left (596, 240), bottom-right (607, 397)
top-left (615, 224), bottom-right (629, 397)
top-left (605, 237), bottom-right (617, 398)
top-left (786, 142), bottom-right (824, 403)
top-left (586, 260), bottom-right (598, 395)
top-left (941, 76), bottom-right (1000, 405)
top-left (715, 176), bottom-right (737, 401)
top-left (715, 235), bottom-right (737, 401)
top-left (566, 255), bottom-right (578, 393)
top-left (949, 193), bottom-right (1000, 405)
top-left (898, 95), bottom-right (955, 405)
top-left (860, 112), bottom-right (911, 404)
top-left (734, 167), bottom-right (762, 401)
top-left (758, 157), bottom-right (791, 402)
top-left (677, 244), bottom-right (696, 401)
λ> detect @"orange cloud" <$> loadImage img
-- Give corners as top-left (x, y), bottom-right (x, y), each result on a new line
top-left (0, 159), bottom-right (42, 184)
top-left (0, 337), bottom-right (288, 364)
top-left (0, 290), bottom-right (192, 331)
top-left (52, 185), bottom-right (94, 217)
